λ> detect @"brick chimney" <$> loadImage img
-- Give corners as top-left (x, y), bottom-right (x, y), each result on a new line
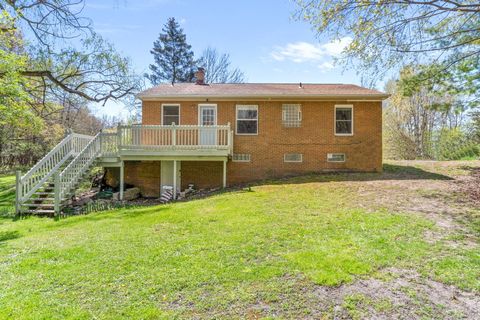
top-left (195, 67), bottom-right (205, 85)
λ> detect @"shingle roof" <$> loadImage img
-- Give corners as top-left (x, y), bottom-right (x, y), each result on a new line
top-left (138, 83), bottom-right (389, 100)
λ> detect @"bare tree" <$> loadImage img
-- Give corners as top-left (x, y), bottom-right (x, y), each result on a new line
top-left (199, 47), bottom-right (245, 84)
top-left (0, 0), bottom-right (141, 106)
top-left (294, 0), bottom-right (480, 93)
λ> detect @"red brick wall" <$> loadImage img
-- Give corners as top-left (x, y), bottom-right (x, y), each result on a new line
top-left (124, 161), bottom-right (160, 197)
top-left (141, 100), bottom-right (382, 186)
top-left (180, 161), bottom-right (223, 190)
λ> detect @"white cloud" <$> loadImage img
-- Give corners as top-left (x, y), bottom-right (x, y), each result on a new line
top-left (270, 37), bottom-right (352, 63)
top-left (318, 61), bottom-right (335, 72)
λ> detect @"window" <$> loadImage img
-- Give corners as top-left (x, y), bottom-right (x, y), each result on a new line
top-left (162, 104), bottom-right (180, 125)
top-left (236, 105), bottom-right (258, 135)
top-left (335, 105), bottom-right (353, 135)
top-left (282, 104), bottom-right (302, 127)
top-left (232, 154), bottom-right (251, 162)
top-left (327, 153), bottom-right (346, 162)
top-left (284, 153), bottom-right (303, 163)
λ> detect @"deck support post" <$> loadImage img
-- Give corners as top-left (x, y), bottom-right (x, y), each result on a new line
top-left (15, 170), bottom-right (21, 215)
top-left (119, 160), bottom-right (124, 201)
top-left (173, 160), bottom-right (177, 199)
top-left (222, 160), bottom-right (227, 188)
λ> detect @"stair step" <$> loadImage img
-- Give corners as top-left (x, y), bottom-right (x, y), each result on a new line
top-left (23, 209), bottom-right (55, 214)
top-left (34, 192), bottom-right (54, 196)
top-left (30, 198), bottom-right (55, 201)
top-left (22, 203), bottom-right (54, 208)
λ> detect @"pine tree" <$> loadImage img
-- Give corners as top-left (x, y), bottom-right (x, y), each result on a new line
top-left (146, 18), bottom-right (196, 85)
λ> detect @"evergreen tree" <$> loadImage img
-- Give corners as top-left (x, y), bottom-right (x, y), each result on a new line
top-left (146, 18), bottom-right (196, 84)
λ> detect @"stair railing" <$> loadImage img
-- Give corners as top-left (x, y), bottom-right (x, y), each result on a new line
top-left (16, 133), bottom-right (93, 213)
top-left (55, 133), bottom-right (101, 214)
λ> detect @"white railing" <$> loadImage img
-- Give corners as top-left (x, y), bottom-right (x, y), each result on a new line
top-left (100, 132), bottom-right (118, 157)
top-left (16, 133), bottom-right (93, 212)
top-left (55, 133), bottom-right (101, 213)
top-left (117, 124), bottom-right (232, 150)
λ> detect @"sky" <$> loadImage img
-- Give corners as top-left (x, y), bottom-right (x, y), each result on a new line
top-left (82, 0), bottom-right (364, 119)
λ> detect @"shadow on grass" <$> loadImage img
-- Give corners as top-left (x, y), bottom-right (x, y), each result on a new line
top-left (47, 204), bottom-right (171, 228)
top-left (254, 163), bottom-right (453, 187)
top-left (0, 230), bottom-right (20, 244)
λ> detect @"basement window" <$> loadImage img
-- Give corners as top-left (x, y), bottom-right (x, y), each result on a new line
top-left (284, 153), bottom-right (303, 163)
top-left (327, 153), bottom-right (346, 162)
top-left (232, 154), bottom-right (251, 162)
top-left (282, 104), bottom-right (302, 127)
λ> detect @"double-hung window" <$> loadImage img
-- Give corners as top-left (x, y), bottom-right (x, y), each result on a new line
top-left (282, 104), bottom-right (302, 127)
top-left (236, 105), bottom-right (258, 135)
top-left (162, 104), bottom-right (180, 125)
top-left (335, 105), bottom-right (353, 135)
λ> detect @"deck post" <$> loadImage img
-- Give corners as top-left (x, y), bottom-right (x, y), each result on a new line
top-left (222, 160), bottom-right (227, 188)
top-left (173, 160), bottom-right (177, 199)
top-left (119, 160), bottom-right (124, 201)
top-left (54, 172), bottom-right (60, 216)
top-left (15, 170), bottom-right (21, 215)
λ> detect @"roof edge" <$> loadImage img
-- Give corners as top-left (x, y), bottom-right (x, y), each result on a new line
top-left (137, 93), bottom-right (390, 101)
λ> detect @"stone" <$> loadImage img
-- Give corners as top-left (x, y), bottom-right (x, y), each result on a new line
top-left (112, 192), bottom-right (120, 200)
top-left (123, 187), bottom-right (140, 201)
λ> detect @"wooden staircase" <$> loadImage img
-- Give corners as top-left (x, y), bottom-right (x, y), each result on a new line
top-left (16, 132), bottom-right (95, 216)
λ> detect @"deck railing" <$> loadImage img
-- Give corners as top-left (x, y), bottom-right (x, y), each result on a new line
top-left (55, 133), bottom-right (102, 213)
top-left (116, 124), bottom-right (232, 151)
top-left (99, 132), bottom-right (118, 157)
top-left (16, 133), bottom-right (93, 213)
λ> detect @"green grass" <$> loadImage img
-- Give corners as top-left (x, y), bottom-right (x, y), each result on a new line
top-left (0, 168), bottom-right (479, 318)
top-left (0, 175), bottom-right (15, 216)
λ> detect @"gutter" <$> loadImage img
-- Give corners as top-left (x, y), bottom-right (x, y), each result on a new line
top-left (137, 94), bottom-right (391, 102)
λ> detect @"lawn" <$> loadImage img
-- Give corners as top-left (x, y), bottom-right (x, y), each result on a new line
top-left (0, 162), bottom-right (479, 319)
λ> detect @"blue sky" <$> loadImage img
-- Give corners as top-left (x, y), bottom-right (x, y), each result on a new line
top-left (83, 0), bottom-right (363, 118)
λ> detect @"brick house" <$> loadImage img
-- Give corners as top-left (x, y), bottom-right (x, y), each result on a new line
top-left (120, 69), bottom-right (388, 198)
top-left (15, 69), bottom-right (389, 214)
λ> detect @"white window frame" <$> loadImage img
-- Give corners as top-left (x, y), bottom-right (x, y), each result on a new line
top-left (197, 104), bottom-right (217, 126)
top-left (334, 105), bottom-right (354, 136)
top-left (232, 153), bottom-right (251, 162)
top-left (284, 153), bottom-right (303, 163)
top-left (282, 104), bottom-right (302, 127)
top-left (161, 103), bottom-right (181, 125)
top-left (235, 105), bottom-right (258, 135)
top-left (327, 153), bottom-right (346, 163)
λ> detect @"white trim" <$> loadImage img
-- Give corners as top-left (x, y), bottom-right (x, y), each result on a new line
top-left (327, 153), bottom-right (346, 162)
top-left (161, 103), bottom-right (181, 125)
top-left (198, 104), bottom-right (217, 125)
top-left (283, 153), bottom-right (303, 163)
top-left (235, 105), bottom-right (258, 135)
top-left (139, 94), bottom-right (390, 101)
top-left (334, 104), bottom-right (354, 136)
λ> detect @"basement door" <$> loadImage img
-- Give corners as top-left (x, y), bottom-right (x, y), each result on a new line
top-left (198, 104), bottom-right (217, 146)
top-left (160, 161), bottom-right (181, 194)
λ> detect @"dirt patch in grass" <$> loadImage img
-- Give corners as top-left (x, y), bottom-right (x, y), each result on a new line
top-left (174, 268), bottom-right (479, 319)
top-left (347, 161), bottom-right (480, 246)
top-left (300, 267), bottom-right (479, 319)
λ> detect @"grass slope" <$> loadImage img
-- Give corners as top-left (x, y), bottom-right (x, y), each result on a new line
top-left (0, 175), bottom-right (15, 216)
top-left (0, 167), bottom-right (478, 318)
